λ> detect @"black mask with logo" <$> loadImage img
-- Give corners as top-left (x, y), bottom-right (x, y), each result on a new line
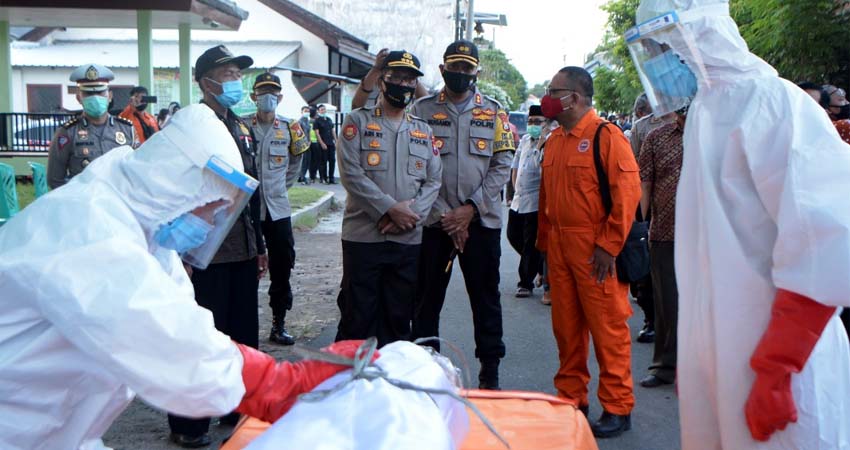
top-left (383, 82), bottom-right (415, 109)
top-left (442, 70), bottom-right (476, 94)
top-left (833, 104), bottom-right (850, 121)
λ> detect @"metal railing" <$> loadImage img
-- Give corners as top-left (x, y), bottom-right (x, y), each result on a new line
top-left (1, 113), bottom-right (76, 154)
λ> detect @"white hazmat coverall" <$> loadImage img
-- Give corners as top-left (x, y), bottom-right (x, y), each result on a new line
top-left (635, 0), bottom-right (850, 448)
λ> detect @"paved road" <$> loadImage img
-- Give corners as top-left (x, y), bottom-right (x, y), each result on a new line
top-left (311, 195), bottom-right (681, 450)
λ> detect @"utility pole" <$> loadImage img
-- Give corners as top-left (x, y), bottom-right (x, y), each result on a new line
top-left (454, 0), bottom-right (461, 41)
top-left (465, 0), bottom-right (475, 40)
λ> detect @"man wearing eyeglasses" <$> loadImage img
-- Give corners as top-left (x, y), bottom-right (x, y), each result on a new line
top-left (334, 51), bottom-right (442, 347)
top-left (824, 85), bottom-right (850, 145)
top-left (537, 67), bottom-right (641, 437)
top-left (411, 40), bottom-right (515, 390)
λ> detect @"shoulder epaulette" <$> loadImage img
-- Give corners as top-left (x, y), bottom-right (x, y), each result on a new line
top-left (481, 93), bottom-right (504, 109)
top-left (415, 94), bottom-right (438, 103)
top-left (408, 113), bottom-right (427, 123)
top-left (115, 116), bottom-right (134, 126)
top-left (276, 114), bottom-right (293, 125)
top-left (62, 117), bottom-right (79, 129)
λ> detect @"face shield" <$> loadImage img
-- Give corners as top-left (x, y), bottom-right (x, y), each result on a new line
top-left (179, 155), bottom-right (258, 269)
top-left (626, 11), bottom-right (707, 116)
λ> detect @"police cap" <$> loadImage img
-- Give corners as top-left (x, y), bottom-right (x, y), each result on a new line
top-left (382, 50), bottom-right (424, 77)
top-left (443, 40), bottom-right (479, 66)
top-left (253, 72), bottom-right (282, 90)
top-left (70, 64), bottom-right (114, 92)
top-left (195, 45), bottom-right (253, 82)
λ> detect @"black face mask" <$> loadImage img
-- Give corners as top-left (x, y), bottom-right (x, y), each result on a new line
top-left (383, 82), bottom-right (415, 109)
top-left (833, 104), bottom-right (850, 120)
top-left (135, 103), bottom-right (148, 112)
top-left (442, 70), bottom-right (476, 93)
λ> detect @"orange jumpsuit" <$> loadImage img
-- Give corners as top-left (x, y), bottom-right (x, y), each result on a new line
top-left (537, 109), bottom-right (641, 415)
top-left (120, 104), bottom-right (160, 145)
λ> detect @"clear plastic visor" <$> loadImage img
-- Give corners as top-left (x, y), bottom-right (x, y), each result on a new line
top-left (182, 156), bottom-right (258, 269)
top-left (626, 12), bottom-right (706, 116)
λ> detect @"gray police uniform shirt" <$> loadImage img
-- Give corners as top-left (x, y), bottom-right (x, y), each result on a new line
top-left (248, 114), bottom-right (310, 221)
top-left (510, 133), bottom-right (542, 214)
top-left (411, 88), bottom-right (515, 229)
top-left (47, 115), bottom-right (136, 189)
top-left (337, 106), bottom-right (443, 245)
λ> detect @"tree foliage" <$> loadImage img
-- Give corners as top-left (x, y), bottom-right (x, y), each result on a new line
top-left (476, 80), bottom-right (513, 109)
top-left (528, 80), bottom-right (549, 99)
top-left (478, 48), bottom-right (528, 110)
top-left (730, 0), bottom-right (850, 87)
top-left (592, 0), bottom-right (643, 114)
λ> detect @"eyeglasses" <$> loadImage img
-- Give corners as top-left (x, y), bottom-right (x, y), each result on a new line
top-left (545, 87), bottom-right (580, 97)
top-left (383, 73), bottom-right (419, 87)
top-left (527, 119), bottom-right (546, 125)
top-left (445, 61), bottom-right (478, 74)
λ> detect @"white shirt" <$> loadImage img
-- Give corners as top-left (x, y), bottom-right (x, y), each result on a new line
top-left (510, 134), bottom-right (542, 214)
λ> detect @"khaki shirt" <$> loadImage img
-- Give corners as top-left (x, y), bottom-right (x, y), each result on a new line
top-left (47, 115), bottom-right (136, 189)
top-left (337, 106), bottom-right (443, 245)
top-left (411, 88), bottom-right (514, 229)
top-left (248, 114), bottom-right (310, 221)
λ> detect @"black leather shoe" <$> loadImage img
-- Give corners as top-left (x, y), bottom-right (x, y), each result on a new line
top-left (637, 324), bottom-right (655, 343)
top-left (478, 359), bottom-right (501, 390)
top-left (169, 433), bottom-right (211, 448)
top-left (591, 411), bottom-right (631, 438)
top-left (269, 317), bottom-right (296, 345)
top-left (640, 374), bottom-right (673, 388)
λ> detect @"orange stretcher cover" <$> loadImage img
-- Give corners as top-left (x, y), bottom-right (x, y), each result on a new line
top-left (220, 389), bottom-right (598, 450)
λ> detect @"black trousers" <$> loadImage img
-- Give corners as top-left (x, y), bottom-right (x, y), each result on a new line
top-left (168, 258), bottom-right (259, 437)
top-left (319, 143), bottom-right (336, 182)
top-left (335, 240), bottom-right (420, 347)
top-left (308, 143), bottom-right (321, 180)
top-left (262, 214), bottom-right (295, 319)
top-left (413, 224), bottom-right (505, 360)
top-left (506, 210), bottom-right (543, 290)
top-left (841, 308), bottom-right (850, 339)
top-left (298, 145), bottom-right (311, 180)
top-left (648, 241), bottom-right (678, 382)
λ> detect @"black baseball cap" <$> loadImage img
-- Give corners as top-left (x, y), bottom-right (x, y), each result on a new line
top-left (443, 40), bottom-right (479, 66)
top-left (254, 72), bottom-right (282, 90)
top-left (383, 50), bottom-right (424, 76)
top-left (194, 45), bottom-right (253, 82)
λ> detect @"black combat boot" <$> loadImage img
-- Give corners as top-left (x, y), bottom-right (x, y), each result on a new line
top-left (269, 316), bottom-right (295, 345)
top-left (478, 359), bottom-right (501, 390)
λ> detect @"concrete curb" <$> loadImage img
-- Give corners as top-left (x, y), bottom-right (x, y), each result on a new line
top-left (291, 191), bottom-right (335, 225)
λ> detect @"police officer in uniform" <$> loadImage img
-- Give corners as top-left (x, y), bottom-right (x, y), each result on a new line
top-left (166, 45), bottom-right (267, 448)
top-left (47, 64), bottom-right (136, 189)
top-left (411, 40), bottom-right (515, 389)
top-left (247, 72), bottom-right (310, 346)
top-left (335, 51), bottom-right (442, 346)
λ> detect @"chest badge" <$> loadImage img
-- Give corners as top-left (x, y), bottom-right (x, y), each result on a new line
top-left (273, 156), bottom-right (285, 164)
top-left (476, 139), bottom-right (487, 151)
top-left (57, 135), bottom-right (69, 149)
top-left (82, 147), bottom-right (90, 156)
top-left (432, 112), bottom-right (448, 120)
top-left (415, 160), bottom-right (425, 170)
top-left (410, 129), bottom-right (427, 139)
top-left (343, 124), bottom-right (357, 140)
top-left (369, 140), bottom-right (381, 149)
top-left (77, 129), bottom-right (88, 140)
top-left (275, 129), bottom-right (286, 139)
top-left (366, 123), bottom-right (382, 131)
top-left (367, 152), bottom-right (381, 166)
top-left (578, 139), bottom-right (590, 153)
top-left (115, 131), bottom-right (127, 145)
top-left (433, 138), bottom-right (445, 151)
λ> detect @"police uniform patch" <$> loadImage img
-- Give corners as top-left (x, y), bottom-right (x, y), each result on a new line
top-left (578, 139), bottom-right (590, 153)
top-left (475, 93), bottom-right (482, 104)
top-left (432, 112), bottom-right (448, 120)
top-left (343, 124), bottom-right (357, 140)
top-left (434, 138), bottom-right (445, 150)
top-left (367, 152), bottom-right (381, 166)
top-left (57, 135), bottom-right (69, 149)
top-left (274, 156), bottom-right (285, 164)
top-left (274, 119), bottom-right (280, 127)
top-left (497, 111), bottom-right (510, 131)
top-left (415, 160), bottom-right (425, 170)
top-left (275, 129), bottom-right (286, 139)
top-left (410, 129), bottom-right (427, 139)
top-left (472, 108), bottom-right (482, 116)
top-left (369, 140), bottom-right (381, 149)
top-left (82, 148), bottom-right (90, 156)
top-left (476, 140), bottom-right (487, 151)
top-left (483, 108), bottom-right (496, 116)
top-left (85, 66), bottom-right (98, 81)
top-left (115, 131), bottom-right (127, 145)
top-left (239, 123), bottom-right (250, 135)
top-left (78, 129), bottom-right (88, 140)
top-left (366, 123), bottom-right (382, 131)
top-left (292, 123), bottom-right (305, 138)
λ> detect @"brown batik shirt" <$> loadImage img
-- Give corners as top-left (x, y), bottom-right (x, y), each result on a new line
top-left (638, 121), bottom-right (683, 242)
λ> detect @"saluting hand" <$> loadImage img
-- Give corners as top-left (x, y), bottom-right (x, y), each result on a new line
top-left (588, 246), bottom-right (616, 284)
top-left (372, 48), bottom-right (390, 72)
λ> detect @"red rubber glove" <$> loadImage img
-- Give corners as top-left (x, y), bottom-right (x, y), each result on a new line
top-left (745, 290), bottom-right (836, 441)
top-left (235, 340), bottom-right (378, 423)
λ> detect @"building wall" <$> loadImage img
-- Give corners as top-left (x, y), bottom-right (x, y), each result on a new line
top-left (11, 67), bottom-right (140, 112)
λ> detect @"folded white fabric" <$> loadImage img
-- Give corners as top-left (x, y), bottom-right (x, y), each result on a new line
top-left (246, 341), bottom-right (470, 450)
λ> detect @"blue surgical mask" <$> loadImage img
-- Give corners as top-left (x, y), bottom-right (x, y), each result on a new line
top-left (526, 125), bottom-right (542, 139)
top-left (643, 51), bottom-right (698, 99)
top-left (154, 213), bottom-right (214, 255)
top-left (205, 78), bottom-right (244, 108)
top-left (82, 95), bottom-right (109, 117)
top-left (256, 93), bottom-right (279, 113)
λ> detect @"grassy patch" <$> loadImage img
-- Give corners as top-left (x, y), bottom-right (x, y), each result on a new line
top-left (292, 213), bottom-right (319, 231)
top-left (16, 182), bottom-right (36, 210)
top-left (288, 186), bottom-right (327, 210)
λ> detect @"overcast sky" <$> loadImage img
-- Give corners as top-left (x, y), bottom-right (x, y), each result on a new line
top-left (474, 0), bottom-right (610, 87)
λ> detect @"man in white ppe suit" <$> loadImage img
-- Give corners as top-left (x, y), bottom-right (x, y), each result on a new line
top-left (627, 1), bottom-right (850, 448)
top-left (0, 104), bottom-right (369, 450)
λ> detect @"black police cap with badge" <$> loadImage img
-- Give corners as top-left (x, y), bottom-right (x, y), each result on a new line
top-left (254, 72), bottom-right (282, 91)
top-left (383, 50), bottom-right (424, 76)
top-left (442, 40), bottom-right (479, 93)
top-left (381, 50), bottom-right (423, 109)
top-left (194, 45), bottom-right (253, 81)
